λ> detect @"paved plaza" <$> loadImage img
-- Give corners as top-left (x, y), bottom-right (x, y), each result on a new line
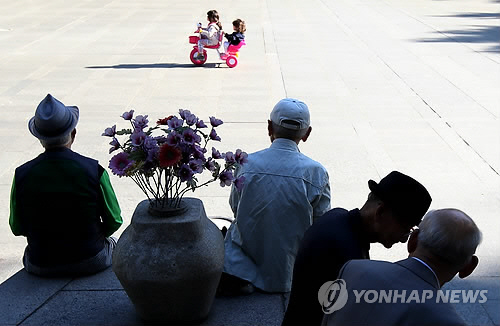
top-left (0, 0), bottom-right (499, 325)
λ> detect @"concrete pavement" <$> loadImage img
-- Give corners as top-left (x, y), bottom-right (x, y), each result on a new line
top-left (0, 268), bottom-right (288, 326)
top-left (0, 0), bottom-right (499, 325)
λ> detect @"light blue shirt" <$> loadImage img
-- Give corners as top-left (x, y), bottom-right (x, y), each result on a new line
top-left (224, 138), bottom-right (331, 292)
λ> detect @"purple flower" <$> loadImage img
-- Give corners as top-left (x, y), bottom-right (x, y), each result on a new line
top-left (219, 170), bottom-right (234, 187)
top-left (193, 145), bottom-right (207, 161)
top-left (189, 159), bottom-right (204, 174)
top-left (210, 116), bottom-right (223, 127)
top-left (130, 131), bottom-right (146, 146)
top-left (166, 132), bottom-right (180, 146)
top-left (154, 135), bottom-right (167, 145)
top-left (235, 149), bottom-right (248, 165)
top-left (167, 116), bottom-right (184, 129)
top-left (212, 147), bottom-right (222, 159)
top-left (205, 158), bottom-right (216, 172)
top-left (184, 112), bottom-right (198, 126)
top-left (144, 136), bottom-right (158, 150)
top-left (209, 128), bottom-right (221, 141)
top-left (178, 109), bottom-right (189, 119)
top-left (121, 110), bottom-right (134, 120)
top-left (109, 152), bottom-right (134, 177)
top-left (146, 148), bottom-right (158, 162)
top-left (196, 120), bottom-right (207, 128)
top-left (224, 151), bottom-right (236, 164)
top-left (143, 137), bottom-right (158, 161)
top-left (102, 125), bottom-right (116, 137)
top-left (109, 138), bottom-right (120, 154)
top-left (178, 164), bottom-right (194, 182)
top-left (233, 176), bottom-right (246, 191)
top-left (182, 129), bottom-right (201, 145)
top-left (133, 115), bottom-right (149, 130)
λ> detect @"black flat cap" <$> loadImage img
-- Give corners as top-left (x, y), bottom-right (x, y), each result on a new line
top-left (368, 171), bottom-right (432, 226)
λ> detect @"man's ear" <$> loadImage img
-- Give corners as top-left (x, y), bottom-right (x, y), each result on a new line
top-left (69, 128), bottom-right (76, 146)
top-left (458, 255), bottom-right (479, 279)
top-left (267, 120), bottom-right (274, 142)
top-left (301, 126), bottom-right (312, 142)
top-left (374, 201), bottom-right (386, 221)
top-left (407, 229), bottom-right (419, 254)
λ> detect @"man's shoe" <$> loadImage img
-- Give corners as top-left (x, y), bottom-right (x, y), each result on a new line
top-left (216, 273), bottom-right (256, 297)
top-left (239, 283), bottom-right (255, 295)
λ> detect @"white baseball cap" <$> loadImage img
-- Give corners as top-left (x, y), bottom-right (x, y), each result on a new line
top-left (270, 98), bottom-right (310, 130)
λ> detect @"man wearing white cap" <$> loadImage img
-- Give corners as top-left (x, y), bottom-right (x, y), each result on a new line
top-left (9, 94), bottom-right (123, 276)
top-left (220, 98), bottom-right (331, 294)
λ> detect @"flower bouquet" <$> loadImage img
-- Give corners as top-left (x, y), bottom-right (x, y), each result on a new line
top-left (102, 109), bottom-right (247, 214)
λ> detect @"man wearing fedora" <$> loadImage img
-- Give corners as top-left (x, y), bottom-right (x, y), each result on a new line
top-left (282, 171), bottom-right (432, 326)
top-left (9, 94), bottom-right (123, 276)
top-left (220, 98), bottom-right (331, 294)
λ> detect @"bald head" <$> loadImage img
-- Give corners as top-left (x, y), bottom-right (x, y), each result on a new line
top-left (417, 209), bottom-right (482, 269)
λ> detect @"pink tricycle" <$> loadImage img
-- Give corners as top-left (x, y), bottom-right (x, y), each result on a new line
top-left (189, 31), bottom-right (245, 68)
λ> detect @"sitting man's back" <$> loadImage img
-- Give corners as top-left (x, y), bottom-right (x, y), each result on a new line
top-left (9, 94), bottom-right (123, 276)
top-left (223, 98), bottom-right (331, 293)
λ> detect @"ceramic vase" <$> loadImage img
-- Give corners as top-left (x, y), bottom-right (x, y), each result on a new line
top-left (112, 198), bottom-right (224, 323)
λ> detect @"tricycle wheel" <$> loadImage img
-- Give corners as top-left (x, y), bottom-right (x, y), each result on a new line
top-left (226, 55), bottom-right (238, 68)
top-left (190, 49), bottom-right (207, 65)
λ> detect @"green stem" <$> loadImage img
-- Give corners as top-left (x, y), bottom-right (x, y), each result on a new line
top-left (131, 174), bottom-right (152, 203)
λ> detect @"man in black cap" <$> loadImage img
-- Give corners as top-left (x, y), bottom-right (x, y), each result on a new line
top-left (321, 208), bottom-right (481, 326)
top-left (9, 94), bottom-right (123, 276)
top-left (282, 171), bottom-right (431, 326)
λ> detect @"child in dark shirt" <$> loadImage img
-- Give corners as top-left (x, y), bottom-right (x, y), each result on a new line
top-left (222, 19), bottom-right (246, 54)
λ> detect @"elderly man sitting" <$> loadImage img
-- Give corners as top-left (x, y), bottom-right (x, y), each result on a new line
top-left (321, 208), bottom-right (482, 326)
top-left (9, 94), bottom-right (123, 276)
top-left (220, 98), bottom-right (331, 294)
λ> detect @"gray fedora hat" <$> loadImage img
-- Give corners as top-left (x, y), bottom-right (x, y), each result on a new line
top-left (29, 94), bottom-right (79, 140)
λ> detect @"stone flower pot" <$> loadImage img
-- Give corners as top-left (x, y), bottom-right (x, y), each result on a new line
top-left (112, 198), bottom-right (224, 323)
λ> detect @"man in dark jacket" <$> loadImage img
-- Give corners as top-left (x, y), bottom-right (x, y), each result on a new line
top-left (282, 171), bottom-right (431, 326)
top-left (9, 94), bottom-right (123, 276)
top-left (321, 208), bottom-right (481, 326)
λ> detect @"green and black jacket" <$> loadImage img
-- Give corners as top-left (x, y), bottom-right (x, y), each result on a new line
top-left (9, 147), bottom-right (122, 267)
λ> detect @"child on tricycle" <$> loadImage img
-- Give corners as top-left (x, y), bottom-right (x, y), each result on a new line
top-left (221, 19), bottom-right (246, 56)
top-left (195, 10), bottom-right (222, 61)
top-left (189, 13), bottom-right (246, 68)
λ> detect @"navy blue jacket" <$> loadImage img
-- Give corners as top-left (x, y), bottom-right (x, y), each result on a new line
top-left (225, 32), bottom-right (245, 46)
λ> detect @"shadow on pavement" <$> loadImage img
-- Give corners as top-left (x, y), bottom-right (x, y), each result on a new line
top-left (85, 63), bottom-right (228, 69)
top-left (415, 12), bottom-right (500, 53)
